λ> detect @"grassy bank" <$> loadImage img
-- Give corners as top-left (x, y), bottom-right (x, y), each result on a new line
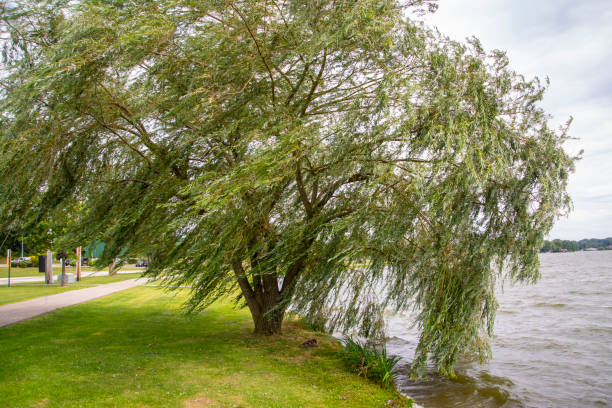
top-left (0, 273), bottom-right (143, 306)
top-left (0, 287), bottom-right (410, 407)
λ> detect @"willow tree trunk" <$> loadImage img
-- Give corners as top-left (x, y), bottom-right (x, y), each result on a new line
top-left (232, 261), bottom-right (285, 335)
top-left (252, 303), bottom-right (285, 335)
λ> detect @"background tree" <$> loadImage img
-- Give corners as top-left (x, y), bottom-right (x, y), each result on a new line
top-left (1, 220), bottom-right (57, 256)
top-left (541, 237), bottom-right (612, 252)
top-left (0, 202), bottom-right (77, 256)
top-left (0, 0), bottom-right (575, 376)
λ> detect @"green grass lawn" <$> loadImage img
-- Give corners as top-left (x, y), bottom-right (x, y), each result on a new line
top-left (77, 273), bottom-right (143, 284)
top-left (0, 266), bottom-right (46, 277)
top-left (0, 265), bottom-right (143, 278)
top-left (0, 287), bottom-right (411, 407)
top-left (0, 273), bottom-right (143, 306)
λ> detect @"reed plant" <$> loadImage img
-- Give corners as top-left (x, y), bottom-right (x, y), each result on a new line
top-left (342, 336), bottom-right (401, 388)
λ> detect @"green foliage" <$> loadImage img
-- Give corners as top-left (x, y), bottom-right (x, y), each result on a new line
top-left (0, 230), bottom-right (23, 254)
top-left (0, 0), bottom-right (576, 376)
top-left (302, 311), bottom-right (330, 333)
top-left (342, 337), bottom-right (401, 388)
top-left (1, 211), bottom-right (78, 256)
top-left (541, 237), bottom-right (612, 252)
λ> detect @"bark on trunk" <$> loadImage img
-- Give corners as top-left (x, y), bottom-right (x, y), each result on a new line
top-left (252, 306), bottom-right (284, 335)
top-left (232, 260), bottom-right (285, 335)
top-left (108, 258), bottom-right (119, 276)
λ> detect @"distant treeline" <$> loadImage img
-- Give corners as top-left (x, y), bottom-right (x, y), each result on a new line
top-left (541, 237), bottom-right (612, 252)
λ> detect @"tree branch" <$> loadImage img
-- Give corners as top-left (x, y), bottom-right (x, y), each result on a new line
top-left (229, 2), bottom-right (276, 104)
top-left (300, 48), bottom-right (327, 116)
top-left (317, 172), bottom-right (370, 209)
top-left (285, 59), bottom-right (311, 105)
top-left (232, 259), bottom-right (261, 315)
top-left (295, 159), bottom-right (313, 217)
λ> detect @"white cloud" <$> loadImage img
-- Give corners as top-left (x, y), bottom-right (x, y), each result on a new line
top-left (419, 0), bottom-right (612, 240)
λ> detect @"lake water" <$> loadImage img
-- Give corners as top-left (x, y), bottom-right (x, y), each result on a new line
top-left (387, 251), bottom-right (612, 408)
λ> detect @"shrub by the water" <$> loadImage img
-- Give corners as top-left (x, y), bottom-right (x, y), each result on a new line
top-left (342, 337), bottom-right (401, 388)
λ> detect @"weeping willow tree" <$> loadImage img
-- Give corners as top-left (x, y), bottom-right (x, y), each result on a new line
top-left (0, 0), bottom-right (575, 375)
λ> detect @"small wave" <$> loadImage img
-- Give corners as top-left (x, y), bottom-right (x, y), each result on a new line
top-left (533, 302), bottom-right (566, 308)
top-left (397, 368), bottom-right (521, 408)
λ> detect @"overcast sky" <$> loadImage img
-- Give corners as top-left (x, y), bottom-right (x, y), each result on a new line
top-left (418, 0), bottom-right (612, 240)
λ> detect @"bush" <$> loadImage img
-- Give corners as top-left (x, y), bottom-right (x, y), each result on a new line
top-left (11, 261), bottom-right (28, 268)
top-left (342, 337), bottom-right (401, 388)
top-left (30, 255), bottom-right (39, 266)
top-left (126, 258), bottom-right (138, 264)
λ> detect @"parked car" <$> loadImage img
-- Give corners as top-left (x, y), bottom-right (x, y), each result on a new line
top-left (81, 257), bottom-right (89, 266)
top-left (65, 258), bottom-right (73, 266)
top-left (135, 260), bottom-right (149, 267)
top-left (11, 256), bottom-right (31, 266)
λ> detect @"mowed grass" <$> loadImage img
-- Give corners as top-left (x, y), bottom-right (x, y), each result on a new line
top-left (0, 287), bottom-right (411, 407)
top-left (0, 273), bottom-right (143, 306)
top-left (1, 266), bottom-right (142, 278)
top-left (0, 266), bottom-right (47, 278)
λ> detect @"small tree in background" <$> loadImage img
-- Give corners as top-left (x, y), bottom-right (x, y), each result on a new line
top-left (0, 0), bottom-right (576, 376)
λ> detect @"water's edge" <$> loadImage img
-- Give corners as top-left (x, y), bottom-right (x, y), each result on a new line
top-left (385, 251), bottom-right (612, 408)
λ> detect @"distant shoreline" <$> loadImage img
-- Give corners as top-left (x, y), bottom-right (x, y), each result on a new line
top-left (541, 237), bottom-right (612, 253)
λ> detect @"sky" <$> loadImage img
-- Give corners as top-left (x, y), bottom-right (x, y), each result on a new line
top-left (418, 0), bottom-right (612, 240)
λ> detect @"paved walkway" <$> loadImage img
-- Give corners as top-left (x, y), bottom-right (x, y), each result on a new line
top-left (0, 270), bottom-right (144, 285)
top-left (0, 278), bottom-right (145, 328)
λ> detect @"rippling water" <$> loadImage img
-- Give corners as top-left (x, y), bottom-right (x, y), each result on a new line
top-left (387, 251), bottom-right (612, 408)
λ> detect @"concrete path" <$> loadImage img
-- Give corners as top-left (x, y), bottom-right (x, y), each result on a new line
top-left (0, 270), bottom-right (144, 285)
top-left (0, 278), bottom-right (145, 328)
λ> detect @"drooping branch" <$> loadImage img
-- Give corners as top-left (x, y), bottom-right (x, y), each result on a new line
top-left (229, 2), bottom-right (276, 104)
top-left (316, 172), bottom-right (370, 209)
top-left (300, 48), bottom-right (327, 116)
top-left (295, 159), bottom-right (313, 217)
top-left (95, 83), bottom-right (163, 157)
